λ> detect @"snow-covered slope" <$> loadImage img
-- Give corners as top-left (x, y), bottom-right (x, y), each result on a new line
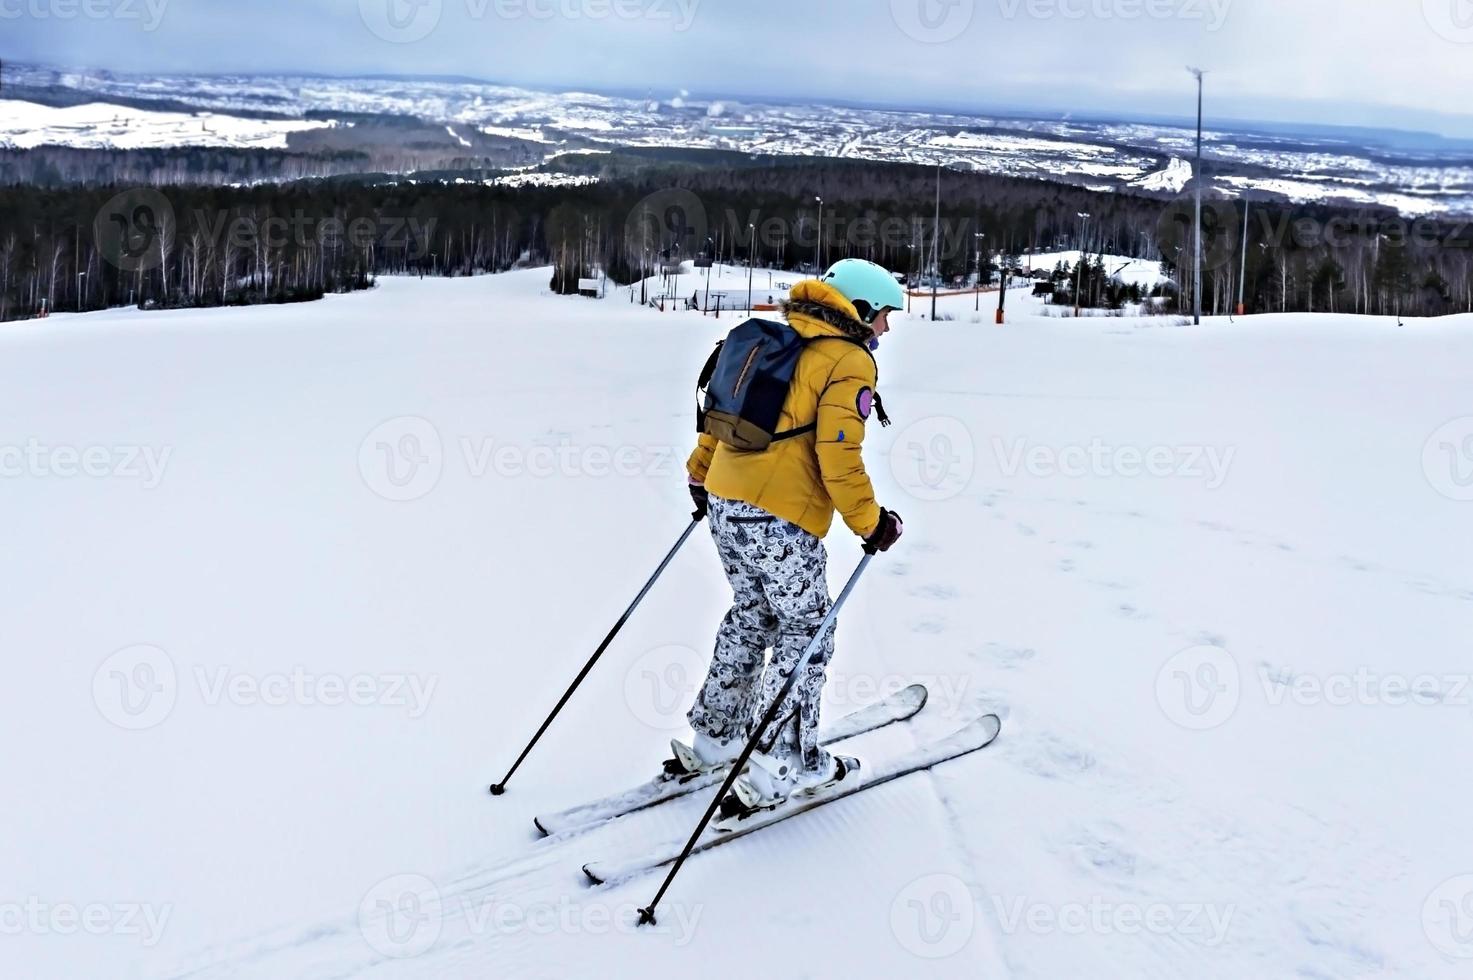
top-left (0, 100), bottom-right (336, 150)
top-left (3, 272), bottom-right (1471, 979)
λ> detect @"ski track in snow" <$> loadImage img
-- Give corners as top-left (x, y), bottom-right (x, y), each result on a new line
top-left (5, 269), bottom-right (1471, 979)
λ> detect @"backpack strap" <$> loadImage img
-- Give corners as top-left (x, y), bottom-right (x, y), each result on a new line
top-left (810, 336), bottom-right (893, 428)
top-left (694, 340), bottom-right (724, 433)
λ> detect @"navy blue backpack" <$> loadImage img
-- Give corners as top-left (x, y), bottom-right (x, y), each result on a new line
top-left (696, 318), bottom-right (886, 451)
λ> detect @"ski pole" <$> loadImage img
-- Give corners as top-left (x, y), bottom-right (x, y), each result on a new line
top-left (637, 550), bottom-right (875, 926)
top-left (489, 515), bottom-right (703, 796)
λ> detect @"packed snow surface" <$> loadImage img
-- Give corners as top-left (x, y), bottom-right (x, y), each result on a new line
top-left (3, 270), bottom-right (1471, 979)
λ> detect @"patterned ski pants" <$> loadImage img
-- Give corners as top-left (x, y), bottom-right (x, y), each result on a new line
top-left (687, 494), bottom-right (836, 773)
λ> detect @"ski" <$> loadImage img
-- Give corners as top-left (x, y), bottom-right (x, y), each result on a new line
top-left (533, 684), bottom-right (928, 837)
top-left (582, 712), bottom-right (1002, 886)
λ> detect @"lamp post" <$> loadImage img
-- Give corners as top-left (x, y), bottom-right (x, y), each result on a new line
top-left (930, 163), bottom-right (941, 322)
top-left (996, 249), bottom-right (1008, 325)
top-left (906, 243), bottom-right (916, 314)
top-left (77, 269), bottom-right (86, 313)
top-left (1237, 197), bottom-right (1250, 317)
top-left (1188, 66), bottom-right (1207, 326)
top-left (703, 237), bottom-right (713, 314)
top-left (974, 232), bottom-right (986, 311)
top-left (747, 222), bottom-right (755, 313)
top-left (815, 196), bottom-right (824, 272)
top-left (1074, 212), bottom-right (1091, 317)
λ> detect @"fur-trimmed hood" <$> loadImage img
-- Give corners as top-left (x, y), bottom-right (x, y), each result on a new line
top-left (780, 279), bottom-right (874, 342)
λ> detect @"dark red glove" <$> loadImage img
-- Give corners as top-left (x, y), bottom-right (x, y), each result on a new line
top-left (863, 509), bottom-right (904, 554)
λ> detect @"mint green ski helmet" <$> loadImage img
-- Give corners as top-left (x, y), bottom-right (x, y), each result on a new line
top-left (821, 258), bottom-right (905, 324)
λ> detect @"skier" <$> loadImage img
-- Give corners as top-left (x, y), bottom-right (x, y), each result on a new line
top-left (669, 258), bottom-right (906, 811)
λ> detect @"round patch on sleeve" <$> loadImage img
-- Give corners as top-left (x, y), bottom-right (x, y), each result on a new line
top-left (856, 387), bottom-right (874, 420)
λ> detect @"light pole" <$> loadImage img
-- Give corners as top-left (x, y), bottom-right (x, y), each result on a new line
top-left (815, 196), bottom-right (824, 272)
top-left (996, 249), bottom-right (1008, 325)
top-left (906, 243), bottom-right (916, 314)
top-left (1237, 196), bottom-right (1250, 316)
top-left (703, 237), bottom-right (713, 314)
top-left (1074, 212), bottom-right (1090, 317)
top-left (747, 222), bottom-right (755, 313)
top-left (1188, 66), bottom-right (1207, 326)
top-left (974, 232), bottom-right (986, 311)
top-left (77, 269), bottom-right (86, 313)
top-left (931, 163), bottom-right (941, 322)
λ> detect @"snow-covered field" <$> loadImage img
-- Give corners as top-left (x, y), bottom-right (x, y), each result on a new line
top-left (0, 100), bottom-right (337, 151)
top-left (3, 270), bottom-right (1472, 979)
top-left (10, 60), bottom-right (1473, 216)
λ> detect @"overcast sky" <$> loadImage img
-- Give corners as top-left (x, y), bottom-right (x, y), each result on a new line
top-left (4, 0), bottom-right (1473, 138)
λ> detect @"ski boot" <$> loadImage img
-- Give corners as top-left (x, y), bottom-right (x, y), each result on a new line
top-left (663, 732), bottom-right (744, 780)
top-left (717, 749), bottom-right (861, 826)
